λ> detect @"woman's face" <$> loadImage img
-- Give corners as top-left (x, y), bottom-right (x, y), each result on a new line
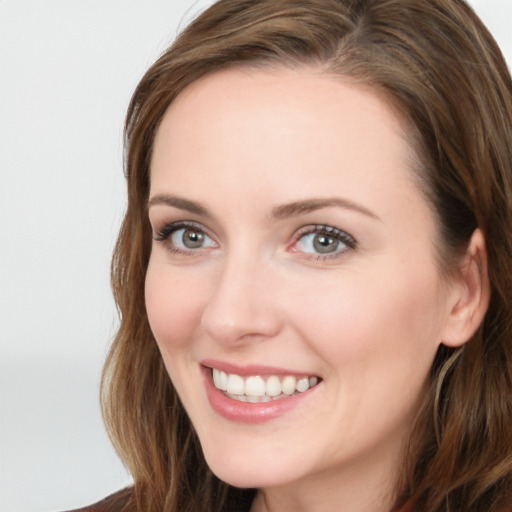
top-left (146, 67), bottom-right (458, 497)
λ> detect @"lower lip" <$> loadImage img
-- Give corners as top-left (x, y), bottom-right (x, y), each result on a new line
top-left (202, 366), bottom-right (319, 424)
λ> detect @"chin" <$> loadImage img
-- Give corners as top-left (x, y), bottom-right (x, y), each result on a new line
top-left (209, 463), bottom-right (292, 489)
top-left (201, 441), bottom-right (303, 489)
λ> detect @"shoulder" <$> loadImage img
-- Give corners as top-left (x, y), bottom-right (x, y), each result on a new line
top-left (62, 487), bottom-right (134, 512)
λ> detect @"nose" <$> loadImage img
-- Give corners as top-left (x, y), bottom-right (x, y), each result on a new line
top-left (200, 254), bottom-right (283, 346)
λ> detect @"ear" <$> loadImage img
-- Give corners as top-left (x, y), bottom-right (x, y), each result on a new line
top-left (441, 229), bottom-right (490, 348)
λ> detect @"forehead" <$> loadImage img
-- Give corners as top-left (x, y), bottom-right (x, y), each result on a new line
top-left (150, 66), bottom-right (422, 215)
top-left (155, 66), bottom-right (410, 154)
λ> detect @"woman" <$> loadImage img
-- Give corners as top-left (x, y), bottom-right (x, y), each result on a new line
top-left (81, 0), bottom-right (512, 511)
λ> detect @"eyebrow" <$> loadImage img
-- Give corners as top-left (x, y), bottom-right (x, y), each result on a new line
top-left (148, 194), bottom-right (210, 216)
top-left (147, 194), bottom-right (379, 221)
top-left (271, 197), bottom-right (380, 221)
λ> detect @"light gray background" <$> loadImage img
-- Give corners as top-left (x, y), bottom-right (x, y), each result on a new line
top-left (1, 1), bottom-right (510, 511)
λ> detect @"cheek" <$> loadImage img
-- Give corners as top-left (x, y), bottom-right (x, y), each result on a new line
top-left (290, 266), bottom-right (444, 381)
top-left (145, 261), bottom-right (207, 350)
top-left (291, 269), bottom-right (444, 446)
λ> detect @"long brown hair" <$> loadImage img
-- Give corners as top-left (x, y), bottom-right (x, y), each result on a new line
top-left (101, 1), bottom-right (512, 511)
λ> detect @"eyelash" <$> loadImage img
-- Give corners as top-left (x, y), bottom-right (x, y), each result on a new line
top-left (154, 221), bottom-right (216, 255)
top-left (155, 221), bottom-right (201, 242)
top-left (290, 224), bottom-right (356, 260)
top-left (153, 221), bottom-right (356, 259)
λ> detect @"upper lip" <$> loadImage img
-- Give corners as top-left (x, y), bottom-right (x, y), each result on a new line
top-left (201, 359), bottom-right (319, 378)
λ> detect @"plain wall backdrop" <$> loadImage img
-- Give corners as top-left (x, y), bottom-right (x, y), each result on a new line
top-left (1, 1), bottom-right (511, 511)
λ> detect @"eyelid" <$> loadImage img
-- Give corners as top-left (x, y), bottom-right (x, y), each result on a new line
top-left (153, 220), bottom-right (207, 242)
top-left (290, 224), bottom-right (357, 258)
top-left (152, 220), bottom-right (355, 260)
top-left (153, 220), bottom-right (218, 256)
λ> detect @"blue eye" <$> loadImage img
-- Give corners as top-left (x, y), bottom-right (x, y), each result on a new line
top-left (294, 225), bottom-right (355, 257)
top-left (154, 222), bottom-right (216, 252)
top-left (171, 227), bottom-right (216, 250)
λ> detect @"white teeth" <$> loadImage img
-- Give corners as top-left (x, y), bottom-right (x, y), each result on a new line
top-left (227, 373), bottom-right (245, 395)
top-left (212, 368), bottom-right (228, 391)
top-left (219, 370), bottom-right (228, 391)
top-left (296, 377), bottom-right (310, 393)
top-left (265, 375), bottom-right (282, 397)
top-left (245, 376), bottom-right (265, 397)
top-left (281, 376), bottom-right (296, 395)
top-left (211, 369), bottom-right (320, 402)
top-left (213, 368), bottom-right (221, 388)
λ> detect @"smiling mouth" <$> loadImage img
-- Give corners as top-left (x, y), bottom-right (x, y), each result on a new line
top-left (211, 368), bottom-right (321, 403)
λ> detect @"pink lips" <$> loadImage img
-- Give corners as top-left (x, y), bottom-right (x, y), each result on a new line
top-left (200, 361), bottom-right (320, 424)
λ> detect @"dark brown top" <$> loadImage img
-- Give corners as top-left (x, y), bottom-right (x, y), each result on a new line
top-left (66, 488), bottom-right (411, 512)
top-left (63, 487), bottom-right (134, 512)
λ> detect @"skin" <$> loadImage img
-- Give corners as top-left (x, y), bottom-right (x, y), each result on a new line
top-left (145, 67), bottom-right (486, 512)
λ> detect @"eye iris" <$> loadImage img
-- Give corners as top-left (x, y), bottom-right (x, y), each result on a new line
top-left (313, 233), bottom-right (338, 253)
top-left (182, 229), bottom-right (204, 248)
